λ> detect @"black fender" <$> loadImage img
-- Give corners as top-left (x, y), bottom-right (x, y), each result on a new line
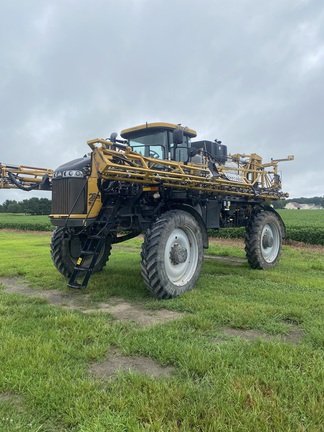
top-left (261, 204), bottom-right (286, 239)
top-left (168, 203), bottom-right (209, 248)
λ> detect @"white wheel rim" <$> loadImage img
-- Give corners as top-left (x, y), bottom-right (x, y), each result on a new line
top-left (164, 227), bottom-right (199, 286)
top-left (261, 222), bottom-right (280, 263)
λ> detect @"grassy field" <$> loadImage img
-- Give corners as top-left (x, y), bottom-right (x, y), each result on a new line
top-left (1, 209), bottom-right (324, 244)
top-left (0, 228), bottom-right (323, 431)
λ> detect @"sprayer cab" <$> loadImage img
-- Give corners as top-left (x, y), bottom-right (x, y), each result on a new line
top-left (120, 122), bottom-right (197, 162)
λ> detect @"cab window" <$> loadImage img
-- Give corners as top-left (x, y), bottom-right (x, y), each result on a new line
top-left (130, 132), bottom-right (166, 159)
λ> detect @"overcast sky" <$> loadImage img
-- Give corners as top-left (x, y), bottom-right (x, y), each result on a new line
top-left (1, 0), bottom-right (323, 203)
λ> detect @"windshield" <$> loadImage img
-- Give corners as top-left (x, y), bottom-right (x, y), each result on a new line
top-left (129, 131), bottom-right (167, 159)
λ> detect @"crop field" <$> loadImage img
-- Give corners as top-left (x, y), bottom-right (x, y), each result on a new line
top-left (208, 209), bottom-right (324, 245)
top-left (278, 209), bottom-right (324, 227)
top-left (1, 209), bottom-right (324, 244)
top-left (278, 209), bottom-right (324, 245)
top-left (0, 213), bottom-right (52, 231)
top-left (0, 214), bottom-right (323, 431)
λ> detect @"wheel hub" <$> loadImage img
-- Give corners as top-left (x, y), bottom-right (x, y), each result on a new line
top-left (170, 243), bottom-right (188, 265)
top-left (262, 230), bottom-right (274, 249)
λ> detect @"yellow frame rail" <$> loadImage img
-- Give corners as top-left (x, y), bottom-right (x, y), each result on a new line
top-left (88, 139), bottom-right (293, 199)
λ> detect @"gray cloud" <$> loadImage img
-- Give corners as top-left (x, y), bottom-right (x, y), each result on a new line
top-left (1, 0), bottom-right (324, 202)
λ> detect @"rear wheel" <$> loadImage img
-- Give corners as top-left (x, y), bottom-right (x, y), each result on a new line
top-left (141, 210), bottom-right (203, 299)
top-left (50, 227), bottom-right (112, 277)
top-left (245, 210), bottom-right (283, 269)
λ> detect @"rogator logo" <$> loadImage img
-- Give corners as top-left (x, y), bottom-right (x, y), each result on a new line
top-left (88, 192), bottom-right (99, 206)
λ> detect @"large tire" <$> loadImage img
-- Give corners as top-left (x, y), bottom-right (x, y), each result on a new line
top-left (245, 210), bottom-right (283, 269)
top-left (50, 227), bottom-right (112, 278)
top-left (141, 210), bottom-right (203, 299)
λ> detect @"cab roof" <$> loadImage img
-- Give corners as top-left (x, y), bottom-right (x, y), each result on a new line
top-left (120, 122), bottom-right (197, 139)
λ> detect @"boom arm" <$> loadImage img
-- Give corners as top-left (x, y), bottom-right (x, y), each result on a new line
top-left (0, 163), bottom-right (53, 191)
top-left (88, 139), bottom-right (293, 200)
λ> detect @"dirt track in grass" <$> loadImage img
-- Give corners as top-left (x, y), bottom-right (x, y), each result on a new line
top-left (0, 277), bottom-right (183, 328)
top-left (89, 348), bottom-right (176, 380)
top-left (0, 275), bottom-right (305, 379)
top-left (213, 326), bottom-right (304, 345)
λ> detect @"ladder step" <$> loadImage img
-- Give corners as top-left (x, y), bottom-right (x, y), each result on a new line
top-left (81, 250), bottom-right (99, 256)
top-left (67, 230), bottom-right (108, 291)
top-left (67, 282), bottom-right (86, 289)
top-left (73, 266), bottom-right (92, 272)
top-left (88, 234), bottom-right (105, 240)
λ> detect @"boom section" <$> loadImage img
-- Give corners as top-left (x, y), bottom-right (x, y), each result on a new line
top-left (88, 139), bottom-right (293, 200)
top-left (0, 163), bottom-right (53, 191)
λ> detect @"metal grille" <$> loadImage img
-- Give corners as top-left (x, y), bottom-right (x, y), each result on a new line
top-left (51, 178), bottom-right (87, 215)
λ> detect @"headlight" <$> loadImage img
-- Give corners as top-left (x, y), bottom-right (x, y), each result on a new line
top-left (54, 170), bottom-right (84, 178)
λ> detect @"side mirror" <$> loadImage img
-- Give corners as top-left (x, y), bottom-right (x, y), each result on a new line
top-left (109, 132), bottom-right (118, 143)
top-left (173, 129), bottom-right (183, 145)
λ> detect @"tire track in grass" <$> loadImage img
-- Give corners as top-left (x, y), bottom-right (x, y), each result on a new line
top-left (0, 277), bottom-right (180, 379)
top-left (0, 277), bottom-right (183, 327)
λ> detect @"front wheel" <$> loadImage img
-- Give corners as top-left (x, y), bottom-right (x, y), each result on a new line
top-left (141, 210), bottom-right (203, 299)
top-left (245, 210), bottom-right (283, 269)
top-left (50, 227), bottom-right (112, 278)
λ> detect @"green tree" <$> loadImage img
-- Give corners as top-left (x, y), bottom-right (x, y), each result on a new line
top-left (7, 201), bottom-right (21, 213)
top-left (0, 198), bottom-right (52, 214)
top-left (22, 197), bottom-right (51, 215)
top-left (0, 200), bottom-right (12, 212)
top-left (38, 198), bottom-right (51, 215)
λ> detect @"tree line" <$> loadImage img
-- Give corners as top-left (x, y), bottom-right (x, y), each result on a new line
top-left (272, 196), bottom-right (324, 209)
top-left (0, 198), bottom-right (51, 215)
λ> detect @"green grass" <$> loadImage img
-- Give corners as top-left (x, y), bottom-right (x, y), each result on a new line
top-left (0, 230), bottom-right (323, 431)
